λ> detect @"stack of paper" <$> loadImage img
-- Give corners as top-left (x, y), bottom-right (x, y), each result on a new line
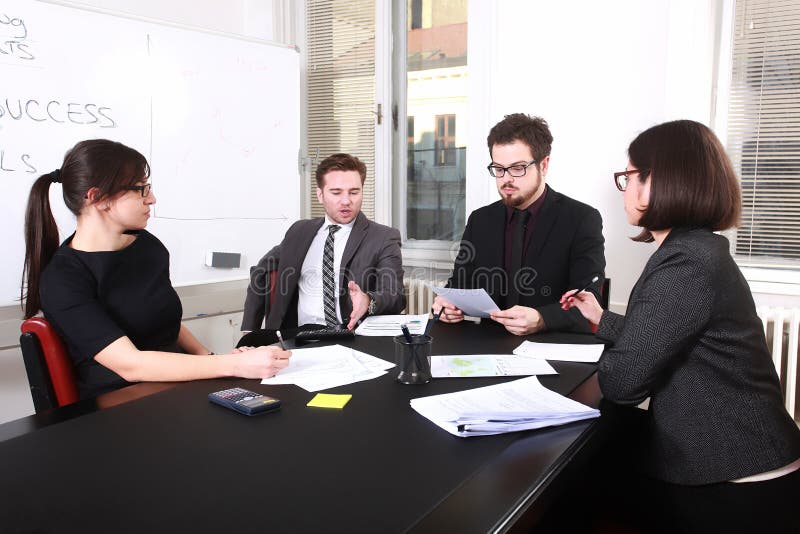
top-left (410, 376), bottom-right (599, 437)
top-left (354, 314), bottom-right (428, 336)
top-left (513, 341), bottom-right (604, 363)
top-left (431, 355), bottom-right (557, 378)
top-left (262, 344), bottom-right (394, 391)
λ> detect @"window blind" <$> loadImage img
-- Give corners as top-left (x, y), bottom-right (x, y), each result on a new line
top-left (306, 0), bottom-right (375, 218)
top-left (728, 0), bottom-right (800, 264)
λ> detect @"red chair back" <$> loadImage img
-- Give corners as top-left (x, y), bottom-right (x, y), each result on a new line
top-left (590, 278), bottom-right (611, 334)
top-left (20, 317), bottom-right (79, 411)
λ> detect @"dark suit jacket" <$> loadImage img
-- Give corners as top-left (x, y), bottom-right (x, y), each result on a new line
top-left (596, 227), bottom-right (800, 485)
top-left (242, 212), bottom-right (405, 331)
top-left (447, 186), bottom-right (605, 332)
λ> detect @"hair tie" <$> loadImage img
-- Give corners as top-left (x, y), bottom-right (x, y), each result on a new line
top-left (50, 169), bottom-right (61, 184)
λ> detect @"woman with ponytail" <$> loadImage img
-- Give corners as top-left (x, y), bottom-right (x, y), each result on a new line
top-left (22, 139), bottom-right (290, 399)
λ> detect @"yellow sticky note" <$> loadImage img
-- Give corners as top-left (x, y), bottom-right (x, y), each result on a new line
top-left (307, 393), bottom-right (352, 409)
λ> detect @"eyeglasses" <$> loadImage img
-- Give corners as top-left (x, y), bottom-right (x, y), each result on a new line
top-left (487, 159), bottom-right (538, 178)
top-left (123, 183), bottom-right (153, 198)
top-left (613, 169), bottom-right (647, 191)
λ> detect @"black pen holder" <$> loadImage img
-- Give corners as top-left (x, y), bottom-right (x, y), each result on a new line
top-left (394, 334), bottom-right (432, 385)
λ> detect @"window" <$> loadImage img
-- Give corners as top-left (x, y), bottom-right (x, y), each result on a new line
top-left (434, 114), bottom-right (456, 166)
top-left (403, 0), bottom-right (467, 243)
top-left (727, 0), bottom-right (800, 266)
top-left (305, 0), bottom-right (376, 219)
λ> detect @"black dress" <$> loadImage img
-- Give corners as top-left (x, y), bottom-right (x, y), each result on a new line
top-left (40, 230), bottom-right (182, 399)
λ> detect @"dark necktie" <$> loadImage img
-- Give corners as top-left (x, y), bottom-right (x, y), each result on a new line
top-left (507, 209), bottom-right (531, 307)
top-left (322, 224), bottom-right (341, 326)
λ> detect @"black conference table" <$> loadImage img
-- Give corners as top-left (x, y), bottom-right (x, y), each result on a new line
top-left (0, 321), bottom-right (606, 533)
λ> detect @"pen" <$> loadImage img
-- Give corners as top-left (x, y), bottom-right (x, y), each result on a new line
top-left (566, 275), bottom-right (600, 300)
top-left (424, 308), bottom-right (439, 337)
top-left (401, 323), bottom-right (424, 373)
top-left (276, 330), bottom-right (286, 350)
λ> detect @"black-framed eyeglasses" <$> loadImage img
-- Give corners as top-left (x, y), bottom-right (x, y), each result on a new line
top-left (487, 159), bottom-right (538, 178)
top-left (123, 183), bottom-right (153, 198)
top-left (613, 169), bottom-right (647, 191)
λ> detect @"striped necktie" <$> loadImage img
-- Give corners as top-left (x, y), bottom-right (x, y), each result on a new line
top-left (322, 224), bottom-right (341, 326)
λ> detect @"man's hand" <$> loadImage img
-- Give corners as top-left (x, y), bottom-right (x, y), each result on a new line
top-left (347, 280), bottom-right (371, 330)
top-left (432, 295), bottom-right (464, 323)
top-left (490, 306), bottom-right (545, 336)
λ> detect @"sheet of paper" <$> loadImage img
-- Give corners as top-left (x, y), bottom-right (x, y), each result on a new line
top-left (410, 376), bottom-right (599, 437)
top-left (430, 355), bottom-right (557, 378)
top-left (355, 314), bottom-right (429, 336)
top-left (428, 286), bottom-right (500, 318)
top-left (307, 393), bottom-right (352, 409)
top-left (513, 341), bottom-right (605, 363)
top-left (262, 345), bottom-right (394, 392)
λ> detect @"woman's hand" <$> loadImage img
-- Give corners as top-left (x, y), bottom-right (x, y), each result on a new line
top-left (231, 346), bottom-right (291, 379)
top-left (559, 290), bottom-right (604, 326)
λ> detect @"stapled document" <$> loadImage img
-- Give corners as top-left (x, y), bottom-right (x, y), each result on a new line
top-left (410, 376), bottom-right (599, 437)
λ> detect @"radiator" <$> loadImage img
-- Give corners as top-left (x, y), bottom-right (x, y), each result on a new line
top-left (404, 278), bottom-right (442, 316)
top-left (757, 307), bottom-right (800, 420)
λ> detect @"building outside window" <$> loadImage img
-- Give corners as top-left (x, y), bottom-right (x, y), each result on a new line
top-left (405, 0), bottom-right (467, 242)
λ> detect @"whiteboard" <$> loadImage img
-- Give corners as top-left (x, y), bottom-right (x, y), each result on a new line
top-left (1, 0), bottom-right (300, 307)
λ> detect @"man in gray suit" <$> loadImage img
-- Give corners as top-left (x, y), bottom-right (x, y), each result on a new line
top-left (240, 153), bottom-right (405, 343)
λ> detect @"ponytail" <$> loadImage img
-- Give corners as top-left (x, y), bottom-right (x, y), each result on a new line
top-left (22, 171), bottom-right (61, 318)
top-left (20, 140), bottom-right (149, 318)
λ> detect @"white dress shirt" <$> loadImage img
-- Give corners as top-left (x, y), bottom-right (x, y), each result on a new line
top-left (297, 216), bottom-right (354, 326)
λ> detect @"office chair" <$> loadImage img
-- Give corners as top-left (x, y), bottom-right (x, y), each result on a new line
top-left (600, 278), bottom-right (611, 310)
top-left (20, 317), bottom-right (79, 412)
top-left (590, 278), bottom-right (611, 334)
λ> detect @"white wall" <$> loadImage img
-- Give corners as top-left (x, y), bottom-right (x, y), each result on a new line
top-left (0, 0), bottom-right (278, 425)
top-left (467, 0), bottom-right (723, 310)
top-left (52, 0), bottom-right (275, 40)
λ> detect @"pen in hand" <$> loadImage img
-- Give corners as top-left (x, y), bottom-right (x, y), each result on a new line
top-left (276, 330), bottom-right (286, 350)
top-left (566, 275), bottom-right (600, 300)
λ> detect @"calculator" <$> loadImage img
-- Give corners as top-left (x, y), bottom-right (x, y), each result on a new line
top-left (208, 387), bottom-right (281, 416)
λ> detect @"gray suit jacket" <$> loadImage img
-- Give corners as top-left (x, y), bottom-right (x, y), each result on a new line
top-left (242, 212), bottom-right (405, 331)
top-left (596, 227), bottom-right (800, 485)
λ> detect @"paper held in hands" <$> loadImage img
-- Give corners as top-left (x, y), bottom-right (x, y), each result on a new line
top-left (410, 376), bottom-right (600, 437)
top-left (428, 285), bottom-right (500, 318)
top-left (513, 341), bottom-right (605, 363)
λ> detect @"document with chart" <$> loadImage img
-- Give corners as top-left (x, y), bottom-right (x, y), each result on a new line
top-left (430, 355), bottom-right (557, 378)
top-left (410, 376), bottom-right (599, 437)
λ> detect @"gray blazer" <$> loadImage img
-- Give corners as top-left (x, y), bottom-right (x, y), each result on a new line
top-left (242, 212), bottom-right (405, 331)
top-left (596, 227), bottom-right (800, 485)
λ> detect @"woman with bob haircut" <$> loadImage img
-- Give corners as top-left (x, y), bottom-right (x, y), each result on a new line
top-left (561, 120), bottom-right (800, 532)
top-left (22, 139), bottom-right (290, 400)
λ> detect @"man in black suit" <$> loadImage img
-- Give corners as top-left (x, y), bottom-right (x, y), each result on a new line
top-left (433, 113), bottom-right (605, 334)
top-left (241, 153), bottom-right (405, 343)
